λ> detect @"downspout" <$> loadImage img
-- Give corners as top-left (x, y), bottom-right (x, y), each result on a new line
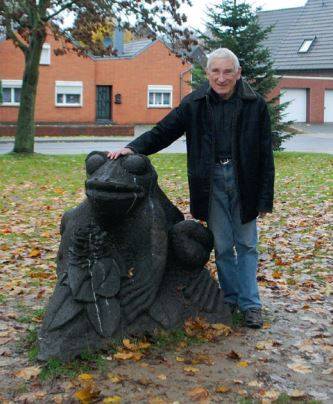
top-left (179, 66), bottom-right (193, 102)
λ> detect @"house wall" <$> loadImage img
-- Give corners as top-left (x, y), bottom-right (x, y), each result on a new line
top-left (269, 73), bottom-right (333, 123)
top-left (0, 37), bottom-right (192, 126)
top-left (95, 40), bottom-right (192, 125)
top-left (0, 36), bottom-right (96, 123)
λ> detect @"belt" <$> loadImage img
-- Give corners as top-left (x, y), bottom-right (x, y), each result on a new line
top-left (216, 158), bottom-right (232, 165)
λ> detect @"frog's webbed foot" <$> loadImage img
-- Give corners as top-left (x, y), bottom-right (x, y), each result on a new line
top-left (169, 220), bottom-right (214, 270)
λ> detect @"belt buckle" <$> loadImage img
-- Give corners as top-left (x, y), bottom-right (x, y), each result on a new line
top-left (221, 158), bottom-right (231, 165)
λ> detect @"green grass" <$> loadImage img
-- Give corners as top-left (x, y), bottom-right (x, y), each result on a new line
top-left (39, 352), bottom-right (107, 381)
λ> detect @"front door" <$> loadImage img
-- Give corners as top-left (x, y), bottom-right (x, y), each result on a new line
top-left (96, 86), bottom-right (112, 121)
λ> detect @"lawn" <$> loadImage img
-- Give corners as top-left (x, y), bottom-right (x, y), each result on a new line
top-left (0, 152), bottom-right (332, 403)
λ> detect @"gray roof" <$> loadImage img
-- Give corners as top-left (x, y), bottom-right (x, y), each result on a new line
top-left (93, 38), bottom-right (154, 60)
top-left (122, 39), bottom-right (153, 57)
top-left (258, 0), bottom-right (333, 70)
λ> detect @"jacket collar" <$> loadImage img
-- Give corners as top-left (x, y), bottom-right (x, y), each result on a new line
top-left (193, 78), bottom-right (257, 101)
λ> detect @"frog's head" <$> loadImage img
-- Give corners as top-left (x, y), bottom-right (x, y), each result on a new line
top-left (85, 151), bottom-right (157, 221)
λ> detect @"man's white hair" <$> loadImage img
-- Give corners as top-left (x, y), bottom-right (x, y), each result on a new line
top-left (207, 48), bottom-right (240, 71)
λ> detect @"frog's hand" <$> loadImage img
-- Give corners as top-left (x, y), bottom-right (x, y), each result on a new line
top-left (169, 220), bottom-right (214, 269)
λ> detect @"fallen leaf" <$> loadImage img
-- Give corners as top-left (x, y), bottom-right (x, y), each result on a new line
top-left (148, 397), bottom-right (168, 404)
top-left (14, 366), bottom-right (41, 380)
top-left (176, 356), bottom-right (185, 362)
top-left (74, 385), bottom-right (100, 403)
top-left (226, 350), bottom-right (241, 360)
top-left (215, 386), bottom-right (230, 393)
top-left (187, 386), bottom-right (209, 401)
top-left (78, 373), bottom-right (94, 381)
top-left (157, 374), bottom-right (167, 381)
top-left (29, 248), bottom-right (41, 258)
top-left (289, 389), bottom-right (306, 399)
top-left (183, 366), bottom-right (200, 375)
top-left (103, 396), bottom-right (122, 403)
top-left (107, 373), bottom-right (126, 384)
top-left (237, 361), bottom-right (249, 368)
top-left (287, 362), bottom-right (312, 374)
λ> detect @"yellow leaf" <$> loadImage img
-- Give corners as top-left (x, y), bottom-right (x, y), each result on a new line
top-left (215, 386), bottom-right (230, 393)
top-left (211, 323), bottom-right (232, 335)
top-left (103, 396), bottom-right (122, 403)
top-left (272, 269), bottom-right (282, 279)
top-left (74, 386), bottom-right (100, 403)
top-left (237, 361), bottom-right (249, 368)
top-left (29, 248), bottom-right (41, 258)
top-left (183, 366), bottom-right (199, 375)
top-left (107, 373), bottom-right (126, 383)
top-left (78, 373), bottom-right (94, 381)
top-left (157, 374), bottom-right (167, 380)
top-left (137, 341), bottom-right (151, 350)
top-left (114, 351), bottom-right (134, 360)
top-left (176, 356), bottom-right (185, 362)
top-left (15, 366), bottom-right (41, 380)
top-left (187, 386), bottom-right (209, 401)
top-left (148, 398), bottom-right (168, 404)
top-left (287, 362), bottom-right (312, 374)
top-left (122, 339), bottom-right (137, 351)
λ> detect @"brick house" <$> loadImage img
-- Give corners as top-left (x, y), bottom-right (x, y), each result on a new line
top-left (0, 31), bottom-right (192, 134)
top-left (258, 0), bottom-right (333, 123)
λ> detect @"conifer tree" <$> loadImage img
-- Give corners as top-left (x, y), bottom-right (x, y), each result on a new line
top-left (193, 0), bottom-right (293, 150)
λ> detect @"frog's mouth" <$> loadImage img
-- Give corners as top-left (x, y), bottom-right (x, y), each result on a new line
top-left (86, 179), bottom-right (144, 201)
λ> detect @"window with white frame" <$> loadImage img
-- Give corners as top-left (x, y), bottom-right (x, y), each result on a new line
top-left (55, 81), bottom-right (83, 107)
top-left (147, 85), bottom-right (173, 108)
top-left (1, 80), bottom-right (22, 106)
top-left (40, 43), bottom-right (51, 65)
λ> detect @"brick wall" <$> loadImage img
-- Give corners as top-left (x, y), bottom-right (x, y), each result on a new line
top-left (0, 37), bottom-right (192, 126)
top-left (95, 40), bottom-right (192, 125)
top-left (0, 35), bottom-right (96, 123)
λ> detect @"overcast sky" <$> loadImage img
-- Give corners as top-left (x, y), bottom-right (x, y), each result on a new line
top-left (182, 0), bottom-right (307, 30)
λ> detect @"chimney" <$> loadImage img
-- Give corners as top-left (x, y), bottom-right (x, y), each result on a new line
top-left (114, 27), bottom-right (124, 55)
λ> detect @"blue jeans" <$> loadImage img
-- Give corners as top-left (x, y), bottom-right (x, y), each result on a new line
top-left (208, 162), bottom-right (261, 311)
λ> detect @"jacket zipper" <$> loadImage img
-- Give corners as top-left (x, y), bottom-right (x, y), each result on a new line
top-left (206, 94), bottom-right (216, 222)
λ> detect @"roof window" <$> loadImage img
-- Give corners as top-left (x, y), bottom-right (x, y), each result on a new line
top-left (298, 37), bottom-right (315, 53)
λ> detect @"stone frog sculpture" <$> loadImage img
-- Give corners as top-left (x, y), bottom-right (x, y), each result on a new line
top-left (38, 152), bottom-right (231, 361)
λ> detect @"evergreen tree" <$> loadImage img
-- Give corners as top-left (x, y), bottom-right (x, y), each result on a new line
top-left (193, 0), bottom-right (293, 151)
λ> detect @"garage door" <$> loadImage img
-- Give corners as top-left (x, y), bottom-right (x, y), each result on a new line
top-left (280, 88), bottom-right (307, 122)
top-left (324, 90), bottom-right (333, 122)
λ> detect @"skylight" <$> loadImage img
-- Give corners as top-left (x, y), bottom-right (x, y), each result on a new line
top-left (298, 38), bottom-right (315, 53)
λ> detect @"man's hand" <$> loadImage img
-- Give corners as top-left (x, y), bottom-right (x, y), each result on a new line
top-left (107, 147), bottom-right (134, 160)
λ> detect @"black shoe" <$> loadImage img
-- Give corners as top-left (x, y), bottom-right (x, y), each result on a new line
top-left (243, 308), bottom-right (263, 329)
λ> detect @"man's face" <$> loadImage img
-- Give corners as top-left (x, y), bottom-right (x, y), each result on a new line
top-left (206, 57), bottom-right (241, 99)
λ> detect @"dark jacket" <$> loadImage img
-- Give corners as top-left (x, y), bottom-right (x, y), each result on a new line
top-left (127, 79), bottom-right (274, 224)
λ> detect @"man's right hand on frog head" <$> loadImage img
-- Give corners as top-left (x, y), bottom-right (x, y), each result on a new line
top-left (107, 147), bottom-right (134, 160)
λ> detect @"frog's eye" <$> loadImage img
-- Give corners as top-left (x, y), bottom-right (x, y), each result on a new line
top-left (122, 155), bottom-right (148, 175)
top-left (85, 152), bottom-right (107, 175)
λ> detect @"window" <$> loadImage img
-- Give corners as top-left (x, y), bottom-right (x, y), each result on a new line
top-left (298, 38), bottom-right (315, 53)
top-left (55, 81), bottom-right (83, 107)
top-left (1, 80), bottom-right (22, 106)
top-left (147, 85), bottom-right (173, 108)
top-left (40, 43), bottom-right (51, 65)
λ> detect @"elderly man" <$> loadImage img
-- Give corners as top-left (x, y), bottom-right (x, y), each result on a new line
top-left (108, 48), bottom-right (274, 328)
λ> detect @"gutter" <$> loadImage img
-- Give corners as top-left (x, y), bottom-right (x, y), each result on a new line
top-left (179, 66), bottom-right (193, 102)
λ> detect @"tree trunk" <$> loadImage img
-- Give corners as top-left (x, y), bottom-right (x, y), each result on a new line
top-left (13, 32), bottom-right (45, 154)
